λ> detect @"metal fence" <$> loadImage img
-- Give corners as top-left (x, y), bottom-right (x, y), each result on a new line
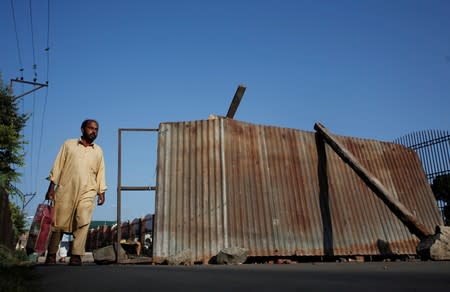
top-left (394, 129), bottom-right (450, 221)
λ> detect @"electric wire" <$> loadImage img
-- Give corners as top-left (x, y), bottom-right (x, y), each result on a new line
top-left (34, 0), bottom-right (51, 192)
top-left (28, 0), bottom-right (38, 82)
top-left (10, 0), bottom-right (24, 78)
top-left (29, 92), bottom-right (37, 193)
top-left (9, 0), bottom-right (52, 203)
top-left (19, 82), bottom-right (27, 193)
top-left (10, 0), bottom-right (29, 192)
top-left (35, 89), bottom-right (49, 192)
top-left (45, 0), bottom-right (51, 83)
top-left (27, 0), bottom-right (37, 193)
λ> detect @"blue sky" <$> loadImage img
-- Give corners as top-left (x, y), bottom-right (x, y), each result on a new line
top-left (1, 0), bottom-right (449, 223)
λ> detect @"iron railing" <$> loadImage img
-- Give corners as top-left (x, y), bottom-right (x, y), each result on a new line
top-left (394, 129), bottom-right (450, 223)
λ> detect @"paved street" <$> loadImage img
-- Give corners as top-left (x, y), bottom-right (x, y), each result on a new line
top-left (34, 260), bottom-right (450, 292)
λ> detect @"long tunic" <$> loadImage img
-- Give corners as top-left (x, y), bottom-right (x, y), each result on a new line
top-left (49, 138), bottom-right (107, 232)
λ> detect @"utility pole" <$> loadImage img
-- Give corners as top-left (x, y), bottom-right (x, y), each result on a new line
top-left (9, 78), bottom-right (48, 99)
top-left (8, 78), bottom-right (48, 210)
top-left (23, 192), bottom-right (36, 210)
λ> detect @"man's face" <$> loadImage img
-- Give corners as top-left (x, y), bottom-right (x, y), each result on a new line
top-left (82, 121), bottom-right (98, 142)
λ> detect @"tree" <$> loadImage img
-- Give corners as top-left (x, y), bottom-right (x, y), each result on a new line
top-left (431, 174), bottom-right (450, 225)
top-left (0, 76), bottom-right (29, 198)
top-left (9, 202), bottom-right (27, 243)
top-left (0, 75), bottom-right (30, 247)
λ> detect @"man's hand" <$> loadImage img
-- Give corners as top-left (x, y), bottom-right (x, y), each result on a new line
top-left (97, 193), bottom-right (105, 206)
top-left (45, 181), bottom-right (55, 201)
top-left (45, 189), bottom-right (55, 201)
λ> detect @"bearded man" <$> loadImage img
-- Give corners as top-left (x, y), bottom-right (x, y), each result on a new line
top-left (44, 119), bottom-right (107, 266)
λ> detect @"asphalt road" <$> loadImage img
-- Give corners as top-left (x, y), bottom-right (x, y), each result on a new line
top-left (34, 261), bottom-right (450, 292)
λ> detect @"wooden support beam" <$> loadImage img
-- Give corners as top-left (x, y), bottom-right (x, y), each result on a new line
top-left (314, 122), bottom-right (433, 240)
top-left (226, 85), bottom-right (246, 119)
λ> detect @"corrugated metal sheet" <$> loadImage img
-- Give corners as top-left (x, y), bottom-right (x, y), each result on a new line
top-left (153, 119), bottom-right (443, 263)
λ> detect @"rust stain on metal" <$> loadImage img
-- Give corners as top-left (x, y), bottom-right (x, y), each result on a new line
top-left (153, 119), bottom-right (443, 263)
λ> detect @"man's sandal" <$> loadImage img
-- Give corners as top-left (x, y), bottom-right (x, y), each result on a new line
top-left (44, 254), bottom-right (56, 265)
top-left (68, 255), bottom-right (82, 266)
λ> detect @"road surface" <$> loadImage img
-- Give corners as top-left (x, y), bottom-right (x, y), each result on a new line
top-left (34, 259), bottom-right (450, 292)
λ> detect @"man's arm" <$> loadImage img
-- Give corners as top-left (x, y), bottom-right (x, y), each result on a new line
top-left (96, 147), bottom-right (107, 206)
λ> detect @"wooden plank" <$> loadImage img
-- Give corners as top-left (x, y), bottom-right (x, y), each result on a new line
top-left (314, 122), bottom-right (433, 240)
top-left (118, 257), bottom-right (153, 264)
top-left (226, 85), bottom-right (246, 119)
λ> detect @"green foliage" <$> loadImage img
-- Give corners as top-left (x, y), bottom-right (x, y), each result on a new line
top-left (0, 245), bottom-right (28, 265)
top-left (0, 245), bottom-right (40, 292)
top-left (0, 76), bottom-right (29, 198)
top-left (0, 75), bottom-right (30, 251)
top-left (431, 174), bottom-right (450, 225)
top-left (431, 174), bottom-right (450, 202)
top-left (9, 202), bottom-right (27, 243)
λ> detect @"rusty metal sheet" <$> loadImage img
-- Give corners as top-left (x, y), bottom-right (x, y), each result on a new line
top-left (153, 119), bottom-right (443, 263)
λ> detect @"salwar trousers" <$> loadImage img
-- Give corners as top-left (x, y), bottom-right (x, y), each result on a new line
top-left (48, 190), bottom-right (96, 256)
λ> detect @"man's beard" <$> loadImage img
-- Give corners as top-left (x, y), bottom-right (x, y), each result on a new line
top-left (84, 133), bottom-right (97, 142)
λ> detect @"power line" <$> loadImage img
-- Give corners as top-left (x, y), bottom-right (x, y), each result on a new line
top-left (45, 0), bottom-right (51, 82)
top-left (28, 0), bottom-right (38, 82)
top-left (35, 0), bottom-right (51, 191)
top-left (9, 0), bottom-right (52, 199)
top-left (10, 0), bottom-right (24, 79)
top-left (29, 92), bottom-right (37, 192)
top-left (35, 89), bottom-right (49, 191)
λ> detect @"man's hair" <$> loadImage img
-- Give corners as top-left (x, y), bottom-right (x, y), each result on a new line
top-left (81, 119), bottom-right (99, 129)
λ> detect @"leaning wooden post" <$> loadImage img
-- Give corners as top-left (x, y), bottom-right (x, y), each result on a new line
top-left (314, 122), bottom-right (433, 240)
top-left (226, 85), bottom-right (246, 119)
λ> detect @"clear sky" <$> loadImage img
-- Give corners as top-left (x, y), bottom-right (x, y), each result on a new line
top-left (1, 0), bottom-right (449, 223)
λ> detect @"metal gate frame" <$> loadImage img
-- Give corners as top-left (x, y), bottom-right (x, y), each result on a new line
top-left (116, 128), bottom-right (158, 264)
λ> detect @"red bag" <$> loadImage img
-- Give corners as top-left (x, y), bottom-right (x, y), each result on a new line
top-left (26, 201), bottom-right (55, 255)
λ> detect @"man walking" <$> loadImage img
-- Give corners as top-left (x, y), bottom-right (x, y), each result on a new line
top-left (45, 119), bottom-right (107, 266)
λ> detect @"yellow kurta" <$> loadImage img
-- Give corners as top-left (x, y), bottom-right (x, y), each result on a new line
top-left (49, 138), bottom-right (107, 233)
